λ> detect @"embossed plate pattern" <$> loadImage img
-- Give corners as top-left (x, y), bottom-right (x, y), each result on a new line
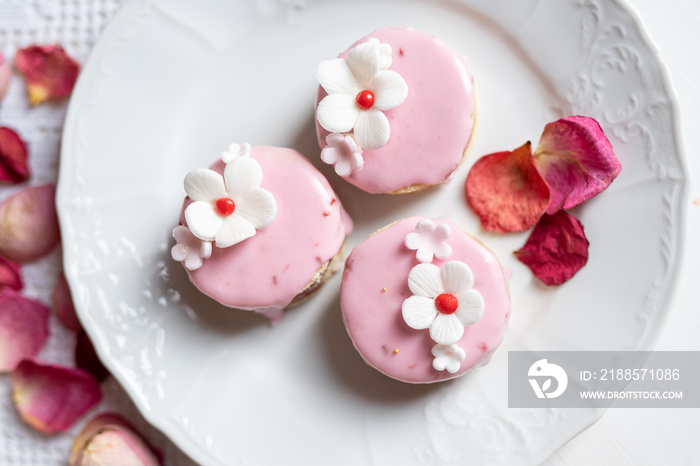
top-left (57, 0), bottom-right (687, 464)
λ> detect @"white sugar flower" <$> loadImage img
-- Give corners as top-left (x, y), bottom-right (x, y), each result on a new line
top-left (316, 38), bottom-right (408, 150)
top-left (404, 219), bottom-right (453, 263)
top-left (171, 225), bottom-right (212, 270)
top-left (321, 133), bottom-right (363, 177)
top-left (221, 142), bottom-right (251, 164)
top-left (402, 261), bottom-right (485, 345)
top-left (431, 343), bottom-right (466, 373)
top-left (184, 157), bottom-right (277, 248)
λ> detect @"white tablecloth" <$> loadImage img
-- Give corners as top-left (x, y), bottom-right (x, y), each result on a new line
top-left (0, 0), bottom-right (698, 465)
top-left (0, 1), bottom-right (194, 464)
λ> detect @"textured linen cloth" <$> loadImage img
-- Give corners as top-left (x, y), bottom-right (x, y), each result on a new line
top-left (0, 1), bottom-right (194, 464)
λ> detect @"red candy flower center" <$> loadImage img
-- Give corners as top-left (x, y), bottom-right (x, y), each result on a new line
top-left (435, 293), bottom-right (459, 314)
top-left (215, 197), bottom-right (236, 216)
top-left (356, 90), bottom-right (375, 109)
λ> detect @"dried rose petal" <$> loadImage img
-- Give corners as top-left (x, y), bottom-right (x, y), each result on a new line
top-left (534, 116), bottom-right (621, 214)
top-left (70, 413), bottom-right (161, 466)
top-left (0, 52), bottom-right (11, 102)
top-left (12, 359), bottom-right (102, 434)
top-left (75, 331), bottom-right (109, 382)
top-left (514, 210), bottom-right (589, 285)
top-left (0, 289), bottom-right (49, 371)
top-left (0, 184), bottom-right (60, 262)
top-left (14, 45), bottom-right (80, 106)
top-left (0, 127), bottom-right (30, 184)
top-left (465, 142), bottom-right (551, 232)
top-left (0, 255), bottom-right (23, 290)
top-left (53, 272), bottom-right (82, 331)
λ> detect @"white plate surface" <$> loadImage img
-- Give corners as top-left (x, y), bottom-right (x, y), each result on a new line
top-left (57, 0), bottom-right (687, 464)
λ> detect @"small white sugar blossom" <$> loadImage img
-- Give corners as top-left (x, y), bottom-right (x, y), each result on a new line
top-left (171, 225), bottom-right (212, 270)
top-left (402, 261), bottom-right (485, 345)
top-left (316, 38), bottom-right (408, 150)
top-left (321, 133), bottom-right (363, 177)
top-left (431, 343), bottom-right (466, 373)
top-left (184, 155), bottom-right (277, 248)
top-left (221, 142), bottom-right (251, 164)
top-left (404, 219), bottom-right (453, 263)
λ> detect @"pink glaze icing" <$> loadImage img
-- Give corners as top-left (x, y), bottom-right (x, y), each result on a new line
top-left (179, 146), bottom-right (352, 311)
top-left (315, 27), bottom-right (476, 194)
top-left (340, 217), bottom-right (510, 384)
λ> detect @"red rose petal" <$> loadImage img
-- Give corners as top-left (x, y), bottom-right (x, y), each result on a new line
top-left (75, 331), bottom-right (109, 382)
top-left (0, 289), bottom-right (49, 371)
top-left (0, 127), bottom-right (30, 184)
top-left (514, 210), bottom-right (590, 285)
top-left (0, 255), bottom-right (23, 290)
top-left (11, 359), bottom-right (102, 434)
top-left (0, 52), bottom-right (11, 102)
top-left (70, 413), bottom-right (161, 466)
top-left (0, 184), bottom-right (60, 262)
top-left (53, 272), bottom-right (82, 331)
top-left (534, 116), bottom-right (621, 214)
top-left (465, 142), bottom-right (551, 232)
top-left (14, 45), bottom-right (80, 106)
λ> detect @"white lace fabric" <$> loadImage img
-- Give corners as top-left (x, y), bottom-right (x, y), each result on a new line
top-left (0, 1), bottom-right (194, 464)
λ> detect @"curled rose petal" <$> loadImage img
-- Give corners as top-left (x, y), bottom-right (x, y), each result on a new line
top-left (70, 413), bottom-right (161, 466)
top-left (0, 127), bottom-right (30, 184)
top-left (0, 255), bottom-right (23, 290)
top-left (12, 359), bottom-right (102, 434)
top-left (0, 184), bottom-right (60, 262)
top-left (514, 210), bottom-right (589, 285)
top-left (465, 142), bottom-right (551, 232)
top-left (534, 116), bottom-right (621, 214)
top-left (0, 52), bottom-right (11, 102)
top-left (75, 331), bottom-right (109, 382)
top-left (14, 45), bottom-right (80, 106)
top-left (0, 289), bottom-right (49, 372)
top-left (52, 272), bottom-right (82, 331)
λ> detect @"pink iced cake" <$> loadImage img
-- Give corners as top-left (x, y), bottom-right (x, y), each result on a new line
top-left (340, 217), bottom-right (510, 383)
top-left (315, 27), bottom-right (476, 194)
top-left (171, 144), bottom-right (352, 323)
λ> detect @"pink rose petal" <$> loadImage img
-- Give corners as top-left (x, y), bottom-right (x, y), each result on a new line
top-left (465, 142), bottom-right (551, 232)
top-left (0, 52), bottom-right (10, 102)
top-left (75, 331), bottom-right (109, 382)
top-left (534, 116), bottom-right (621, 214)
top-left (0, 184), bottom-right (60, 263)
top-left (0, 289), bottom-right (49, 372)
top-left (70, 413), bottom-right (161, 466)
top-left (12, 359), bottom-right (102, 434)
top-left (14, 45), bottom-right (80, 106)
top-left (0, 127), bottom-right (30, 185)
top-left (0, 255), bottom-right (23, 290)
top-left (52, 272), bottom-right (82, 331)
top-left (514, 210), bottom-right (590, 285)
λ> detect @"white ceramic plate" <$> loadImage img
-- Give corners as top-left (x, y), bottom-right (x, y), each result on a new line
top-left (57, 0), bottom-right (687, 464)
